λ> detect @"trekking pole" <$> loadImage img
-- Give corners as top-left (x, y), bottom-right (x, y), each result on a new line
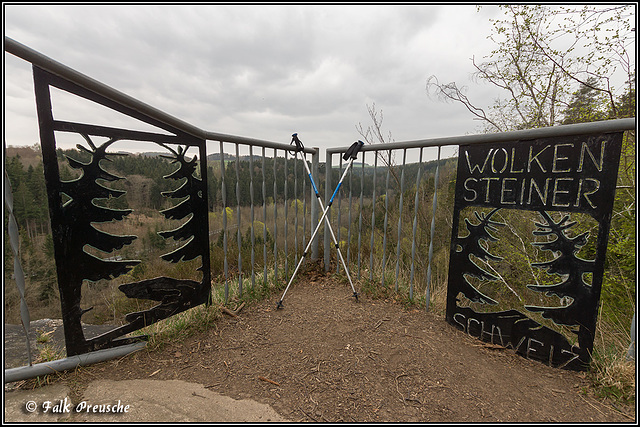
top-left (276, 134), bottom-right (363, 309)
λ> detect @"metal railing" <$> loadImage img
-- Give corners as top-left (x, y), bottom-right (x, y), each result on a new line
top-left (4, 35), bottom-right (636, 378)
top-left (211, 140), bottom-right (320, 302)
top-left (325, 118), bottom-right (635, 311)
top-left (4, 36), bottom-right (320, 377)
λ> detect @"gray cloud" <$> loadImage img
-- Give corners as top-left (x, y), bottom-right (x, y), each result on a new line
top-left (4, 4), bottom-right (503, 157)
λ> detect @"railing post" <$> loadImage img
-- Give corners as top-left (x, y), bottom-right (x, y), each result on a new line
top-left (324, 152), bottom-right (333, 271)
top-left (425, 146), bottom-right (441, 311)
top-left (4, 143), bottom-right (33, 367)
top-left (311, 148), bottom-right (320, 260)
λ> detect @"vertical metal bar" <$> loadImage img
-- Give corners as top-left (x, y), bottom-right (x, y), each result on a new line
top-left (336, 155), bottom-right (343, 274)
top-left (294, 148), bottom-right (299, 266)
top-left (381, 150), bottom-right (391, 286)
top-left (249, 145), bottom-right (255, 290)
top-left (324, 152), bottom-right (332, 271)
top-left (198, 143), bottom-right (212, 304)
top-left (302, 152), bottom-right (307, 255)
top-left (311, 148), bottom-right (319, 260)
top-left (220, 141), bottom-right (229, 302)
top-left (369, 152), bottom-right (378, 281)
top-left (409, 147), bottom-right (424, 300)
top-left (357, 151), bottom-right (365, 279)
top-left (425, 146), bottom-right (441, 311)
top-left (284, 150), bottom-right (289, 279)
top-left (395, 149), bottom-right (407, 291)
top-left (273, 149), bottom-right (278, 281)
top-left (262, 147), bottom-right (267, 288)
top-left (235, 143), bottom-right (242, 297)
top-left (4, 147), bottom-right (32, 366)
top-left (347, 152), bottom-right (353, 270)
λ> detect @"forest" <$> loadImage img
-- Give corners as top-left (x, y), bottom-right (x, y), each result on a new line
top-left (3, 143), bottom-right (455, 322)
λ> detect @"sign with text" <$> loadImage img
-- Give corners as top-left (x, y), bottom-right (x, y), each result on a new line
top-left (446, 132), bottom-right (623, 370)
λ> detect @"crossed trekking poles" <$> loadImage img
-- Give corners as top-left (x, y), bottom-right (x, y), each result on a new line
top-left (276, 134), bottom-right (364, 309)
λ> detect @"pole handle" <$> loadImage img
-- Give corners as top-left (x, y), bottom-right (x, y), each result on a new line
top-left (343, 140), bottom-right (364, 160)
top-left (290, 133), bottom-right (305, 153)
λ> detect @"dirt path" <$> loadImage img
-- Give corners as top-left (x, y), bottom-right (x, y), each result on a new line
top-left (30, 271), bottom-right (635, 422)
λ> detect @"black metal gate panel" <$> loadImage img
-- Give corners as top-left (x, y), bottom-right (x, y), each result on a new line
top-left (446, 133), bottom-right (623, 370)
top-left (33, 66), bottom-right (211, 356)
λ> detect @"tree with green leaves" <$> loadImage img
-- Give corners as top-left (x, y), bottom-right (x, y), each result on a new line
top-left (561, 77), bottom-right (610, 124)
top-left (427, 5), bottom-right (635, 131)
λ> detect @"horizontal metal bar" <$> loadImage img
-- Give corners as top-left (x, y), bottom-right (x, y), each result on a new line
top-left (328, 118), bottom-right (636, 154)
top-left (204, 131), bottom-right (316, 154)
top-left (4, 36), bottom-right (316, 155)
top-left (4, 342), bottom-right (147, 383)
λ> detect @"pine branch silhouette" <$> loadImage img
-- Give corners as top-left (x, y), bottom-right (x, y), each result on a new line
top-left (61, 135), bottom-right (139, 282)
top-left (453, 208), bottom-right (504, 305)
top-left (116, 145), bottom-right (210, 332)
top-left (158, 146), bottom-right (206, 263)
top-left (526, 211), bottom-right (595, 327)
top-left (56, 135), bottom-right (139, 354)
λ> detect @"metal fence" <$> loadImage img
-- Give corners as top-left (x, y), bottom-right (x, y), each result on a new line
top-left (4, 37), bottom-right (321, 378)
top-left (324, 118), bottom-right (635, 310)
top-left (4, 36), bottom-right (636, 379)
top-left (210, 140), bottom-right (320, 302)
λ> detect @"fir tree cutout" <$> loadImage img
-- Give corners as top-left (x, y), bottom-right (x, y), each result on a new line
top-left (58, 135), bottom-right (139, 354)
top-left (158, 145), bottom-right (207, 263)
top-left (452, 207), bottom-right (504, 305)
top-left (526, 211), bottom-right (595, 327)
top-left (117, 145), bottom-right (210, 326)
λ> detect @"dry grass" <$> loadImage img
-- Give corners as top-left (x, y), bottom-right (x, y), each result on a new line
top-left (589, 355), bottom-right (636, 403)
top-left (588, 313), bottom-right (636, 404)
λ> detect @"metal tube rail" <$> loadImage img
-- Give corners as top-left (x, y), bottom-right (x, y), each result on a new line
top-left (357, 154), bottom-right (365, 279)
top-left (235, 143), bottom-right (243, 296)
top-left (336, 156), bottom-right (343, 274)
top-left (409, 147), bottom-right (424, 300)
top-left (249, 145), bottom-right (256, 290)
top-left (395, 149), bottom-right (407, 291)
top-left (262, 147), bottom-right (268, 288)
top-left (220, 141), bottom-right (229, 302)
top-left (284, 151), bottom-right (289, 278)
top-left (5, 342), bottom-right (147, 383)
top-left (425, 146), bottom-right (442, 311)
top-left (369, 154), bottom-right (378, 281)
top-left (381, 150), bottom-right (391, 286)
top-left (327, 118), bottom-right (635, 155)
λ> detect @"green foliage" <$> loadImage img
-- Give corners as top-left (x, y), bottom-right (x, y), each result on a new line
top-left (4, 156), bottom-right (49, 237)
top-left (243, 221), bottom-right (271, 247)
top-left (427, 5), bottom-right (635, 132)
top-left (290, 199), bottom-right (304, 214)
top-left (562, 78), bottom-right (610, 124)
top-left (144, 226), bottom-right (167, 250)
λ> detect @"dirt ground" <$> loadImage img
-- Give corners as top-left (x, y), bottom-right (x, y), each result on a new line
top-left (31, 269), bottom-right (635, 423)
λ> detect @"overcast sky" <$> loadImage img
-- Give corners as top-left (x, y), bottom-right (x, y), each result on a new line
top-left (4, 4), bottom-right (508, 161)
